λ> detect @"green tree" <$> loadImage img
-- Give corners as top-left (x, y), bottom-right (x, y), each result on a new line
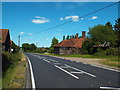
top-left (22, 43), bottom-right (30, 51)
top-left (82, 39), bottom-right (94, 54)
top-left (63, 35), bottom-right (65, 40)
top-left (30, 43), bottom-right (37, 50)
top-left (88, 24), bottom-right (117, 47)
top-left (50, 37), bottom-right (58, 53)
top-left (11, 41), bottom-right (20, 53)
top-left (66, 35), bottom-right (70, 40)
top-left (114, 18), bottom-right (120, 47)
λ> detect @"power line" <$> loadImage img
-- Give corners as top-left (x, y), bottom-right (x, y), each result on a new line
top-left (12, 2), bottom-right (119, 40)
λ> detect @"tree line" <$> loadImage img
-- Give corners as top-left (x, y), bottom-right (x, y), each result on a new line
top-left (22, 43), bottom-right (37, 52)
top-left (82, 18), bottom-right (120, 55)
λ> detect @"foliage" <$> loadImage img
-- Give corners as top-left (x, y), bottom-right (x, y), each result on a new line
top-left (88, 24), bottom-right (117, 47)
top-left (114, 18), bottom-right (120, 47)
top-left (94, 47), bottom-right (118, 56)
top-left (63, 35), bottom-right (65, 40)
top-left (11, 41), bottom-right (20, 53)
top-left (22, 43), bottom-right (37, 52)
top-left (49, 37), bottom-right (58, 53)
top-left (66, 35), bottom-right (70, 40)
top-left (82, 39), bottom-right (94, 54)
top-left (2, 52), bottom-right (22, 76)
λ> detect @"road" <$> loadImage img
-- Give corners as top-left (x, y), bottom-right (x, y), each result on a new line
top-left (25, 53), bottom-right (120, 89)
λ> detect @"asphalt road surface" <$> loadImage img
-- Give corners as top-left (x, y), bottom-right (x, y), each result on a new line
top-left (25, 53), bottom-right (120, 89)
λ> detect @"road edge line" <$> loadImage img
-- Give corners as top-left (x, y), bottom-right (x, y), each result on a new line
top-left (25, 55), bottom-right (36, 89)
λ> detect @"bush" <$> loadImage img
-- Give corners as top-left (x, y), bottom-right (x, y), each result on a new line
top-left (2, 52), bottom-right (22, 76)
top-left (104, 48), bottom-right (118, 56)
top-left (94, 47), bottom-right (118, 56)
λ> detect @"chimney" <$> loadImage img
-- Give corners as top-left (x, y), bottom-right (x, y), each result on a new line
top-left (76, 33), bottom-right (79, 39)
top-left (82, 31), bottom-right (86, 38)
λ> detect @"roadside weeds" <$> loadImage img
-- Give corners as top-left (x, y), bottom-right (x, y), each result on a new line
top-left (38, 53), bottom-right (120, 71)
top-left (2, 53), bottom-right (27, 88)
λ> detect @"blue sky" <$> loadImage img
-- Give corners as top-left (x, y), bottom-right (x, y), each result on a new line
top-left (2, 2), bottom-right (118, 47)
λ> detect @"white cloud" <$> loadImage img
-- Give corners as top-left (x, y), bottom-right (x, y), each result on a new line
top-left (32, 16), bottom-right (50, 24)
top-left (20, 32), bottom-right (24, 35)
top-left (91, 16), bottom-right (98, 19)
top-left (28, 33), bottom-right (33, 36)
top-left (60, 15), bottom-right (79, 22)
top-left (80, 18), bottom-right (83, 20)
top-left (58, 33), bottom-right (61, 36)
top-left (60, 18), bottom-right (63, 20)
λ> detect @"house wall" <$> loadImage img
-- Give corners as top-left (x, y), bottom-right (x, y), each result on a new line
top-left (59, 47), bottom-right (81, 54)
top-left (54, 47), bottom-right (60, 54)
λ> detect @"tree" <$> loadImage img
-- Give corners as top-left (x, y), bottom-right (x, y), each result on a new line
top-left (30, 43), bottom-right (37, 50)
top-left (105, 22), bottom-right (113, 29)
top-left (22, 43), bottom-right (30, 51)
top-left (66, 35), bottom-right (70, 40)
top-left (114, 18), bottom-right (120, 47)
top-left (82, 39), bottom-right (94, 54)
top-left (88, 24), bottom-right (117, 47)
top-left (11, 41), bottom-right (20, 53)
top-left (50, 37), bottom-right (58, 53)
top-left (63, 35), bottom-right (65, 40)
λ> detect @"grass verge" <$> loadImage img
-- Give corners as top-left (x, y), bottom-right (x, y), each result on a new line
top-left (41, 53), bottom-right (120, 68)
top-left (2, 53), bottom-right (27, 88)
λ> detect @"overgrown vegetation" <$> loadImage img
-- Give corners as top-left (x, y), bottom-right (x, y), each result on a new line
top-left (49, 37), bottom-right (58, 53)
top-left (2, 52), bottom-right (22, 88)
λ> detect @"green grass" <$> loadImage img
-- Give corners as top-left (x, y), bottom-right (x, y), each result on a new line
top-left (2, 52), bottom-right (22, 88)
top-left (41, 53), bottom-right (119, 68)
top-left (0, 78), bottom-right (2, 89)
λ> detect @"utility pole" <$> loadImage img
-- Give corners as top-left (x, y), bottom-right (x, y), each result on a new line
top-left (18, 35), bottom-right (20, 47)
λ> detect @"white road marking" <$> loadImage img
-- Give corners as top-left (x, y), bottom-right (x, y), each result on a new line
top-left (55, 65), bottom-right (79, 79)
top-left (65, 64), bottom-right (96, 78)
top-left (44, 59), bottom-right (50, 63)
top-left (26, 55), bottom-right (36, 89)
top-left (49, 59), bottom-right (58, 62)
top-left (70, 71), bottom-right (84, 74)
top-left (60, 66), bottom-right (69, 68)
top-left (100, 87), bottom-right (120, 89)
top-left (54, 63), bottom-right (61, 65)
top-left (91, 64), bottom-right (120, 72)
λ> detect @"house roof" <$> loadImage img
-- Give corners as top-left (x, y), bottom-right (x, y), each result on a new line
top-left (0, 29), bottom-right (10, 43)
top-left (93, 42), bottom-right (110, 47)
top-left (54, 38), bottom-right (85, 48)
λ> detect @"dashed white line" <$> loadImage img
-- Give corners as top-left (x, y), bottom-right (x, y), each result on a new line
top-left (55, 65), bottom-right (79, 79)
top-left (26, 55), bottom-right (36, 89)
top-left (70, 71), bottom-right (84, 74)
top-left (60, 66), bottom-right (69, 68)
top-left (65, 64), bottom-right (96, 78)
top-left (54, 63), bottom-right (61, 65)
top-left (44, 59), bottom-right (50, 63)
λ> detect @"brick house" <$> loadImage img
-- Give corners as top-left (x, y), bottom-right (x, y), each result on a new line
top-left (54, 31), bottom-right (86, 54)
top-left (0, 29), bottom-right (11, 51)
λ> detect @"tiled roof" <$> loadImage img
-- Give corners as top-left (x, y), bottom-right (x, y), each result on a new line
top-left (0, 29), bottom-right (9, 43)
top-left (54, 38), bottom-right (85, 48)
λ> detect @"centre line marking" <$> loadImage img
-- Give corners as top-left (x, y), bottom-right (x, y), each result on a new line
top-left (65, 64), bottom-right (96, 78)
top-left (70, 71), bottom-right (84, 74)
top-left (55, 65), bottom-right (79, 79)
top-left (54, 63), bottom-right (60, 65)
top-left (44, 60), bottom-right (50, 63)
top-left (60, 66), bottom-right (69, 68)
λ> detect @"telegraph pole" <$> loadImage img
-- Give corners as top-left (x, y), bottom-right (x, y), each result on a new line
top-left (18, 35), bottom-right (20, 47)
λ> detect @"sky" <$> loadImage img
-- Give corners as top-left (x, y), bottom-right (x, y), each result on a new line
top-left (2, 2), bottom-right (119, 47)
